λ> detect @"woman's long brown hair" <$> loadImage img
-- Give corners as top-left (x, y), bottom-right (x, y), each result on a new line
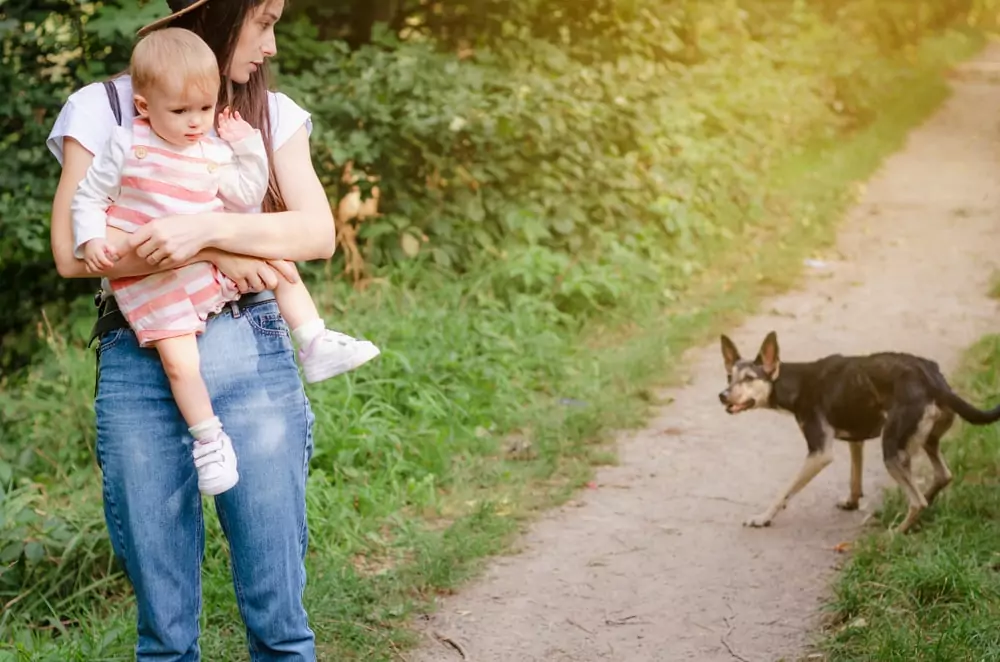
top-left (168, 0), bottom-right (286, 213)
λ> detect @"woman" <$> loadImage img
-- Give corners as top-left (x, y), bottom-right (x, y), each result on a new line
top-left (46, 1), bottom-right (331, 659)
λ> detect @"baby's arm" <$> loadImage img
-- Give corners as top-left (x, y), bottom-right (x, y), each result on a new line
top-left (216, 108), bottom-right (270, 211)
top-left (71, 127), bottom-right (129, 265)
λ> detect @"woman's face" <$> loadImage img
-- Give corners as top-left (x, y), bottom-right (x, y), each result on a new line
top-left (228, 0), bottom-right (284, 84)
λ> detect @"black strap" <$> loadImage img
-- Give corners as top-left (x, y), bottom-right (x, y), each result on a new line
top-left (88, 294), bottom-right (115, 350)
top-left (103, 80), bottom-right (122, 127)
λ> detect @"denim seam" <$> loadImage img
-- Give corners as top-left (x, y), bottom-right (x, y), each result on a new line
top-left (194, 495), bottom-right (204, 650)
top-left (216, 502), bottom-right (259, 660)
top-left (95, 432), bottom-right (129, 577)
top-left (299, 395), bottom-right (311, 596)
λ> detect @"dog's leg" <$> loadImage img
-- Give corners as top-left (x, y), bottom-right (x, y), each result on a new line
top-left (881, 406), bottom-right (928, 534)
top-left (922, 409), bottom-right (955, 505)
top-left (883, 455), bottom-right (926, 534)
top-left (837, 442), bottom-right (864, 511)
top-left (744, 452), bottom-right (833, 527)
top-left (745, 417), bottom-right (832, 528)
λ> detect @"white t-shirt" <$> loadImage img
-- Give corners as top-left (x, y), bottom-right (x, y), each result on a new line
top-left (47, 74), bottom-right (312, 174)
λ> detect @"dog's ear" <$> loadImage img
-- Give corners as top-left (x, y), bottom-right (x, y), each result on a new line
top-left (755, 331), bottom-right (780, 378)
top-left (720, 335), bottom-right (741, 373)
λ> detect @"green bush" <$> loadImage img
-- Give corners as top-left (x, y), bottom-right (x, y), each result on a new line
top-left (0, 1), bottom-right (148, 371)
top-left (280, 0), bottom-right (999, 275)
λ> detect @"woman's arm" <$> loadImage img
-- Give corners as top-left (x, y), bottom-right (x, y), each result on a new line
top-left (51, 137), bottom-right (215, 279)
top-left (51, 137), bottom-right (298, 290)
top-left (127, 125), bottom-right (337, 266)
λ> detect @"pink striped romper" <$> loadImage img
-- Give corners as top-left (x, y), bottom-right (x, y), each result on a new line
top-left (71, 117), bottom-right (270, 347)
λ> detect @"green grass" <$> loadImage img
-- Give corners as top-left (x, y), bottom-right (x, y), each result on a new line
top-left (0, 27), bottom-right (987, 662)
top-left (817, 333), bottom-right (1000, 662)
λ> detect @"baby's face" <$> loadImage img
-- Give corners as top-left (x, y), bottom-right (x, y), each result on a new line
top-left (136, 83), bottom-right (217, 147)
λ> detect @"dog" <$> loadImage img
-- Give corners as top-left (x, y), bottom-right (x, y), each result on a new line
top-left (717, 331), bottom-right (1000, 533)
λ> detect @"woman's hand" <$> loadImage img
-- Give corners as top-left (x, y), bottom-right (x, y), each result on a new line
top-left (128, 214), bottom-right (217, 267)
top-left (209, 250), bottom-right (300, 293)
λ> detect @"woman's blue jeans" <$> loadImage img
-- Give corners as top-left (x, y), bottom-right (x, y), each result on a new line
top-left (94, 298), bottom-right (316, 661)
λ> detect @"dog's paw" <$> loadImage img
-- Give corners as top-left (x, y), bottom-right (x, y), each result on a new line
top-left (743, 514), bottom-right (772, 528)
top-left (836, 498), bottom-right (860, 511)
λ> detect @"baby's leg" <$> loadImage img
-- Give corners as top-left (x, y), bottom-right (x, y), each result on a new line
top-left (273, 274), bottom-right (323, 331)
top-left (154, 335), bottom-right (239, 495)
top-left (271, 268), bottom-right (380, 383)
top-left (155, 334), bottom-right (214, 427)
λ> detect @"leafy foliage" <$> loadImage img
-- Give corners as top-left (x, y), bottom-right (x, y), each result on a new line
top-left (280, 0), bottom-right (1000, 276)
top-left (4, 1), bottom-right (998, 367)
top-left (0, 1), bottom-right (151, 371)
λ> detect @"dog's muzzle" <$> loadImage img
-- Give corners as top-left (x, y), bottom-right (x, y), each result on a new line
top-left (719, 390), bottom-right (754, 414)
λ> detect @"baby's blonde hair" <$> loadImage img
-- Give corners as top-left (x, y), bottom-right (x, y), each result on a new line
top-left (131, 27), bottom-right (220, 99)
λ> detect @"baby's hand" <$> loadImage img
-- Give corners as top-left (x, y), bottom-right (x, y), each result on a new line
top-left (217, 107), bottom-right (254, 143)
top-left (107, 236), bottom-right (129, 263)
top-left (83, 239), bottom-right (116, 273)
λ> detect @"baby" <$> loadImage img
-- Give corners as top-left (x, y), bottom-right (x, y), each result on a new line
top-left (72, 28), bottom-right (379, 496)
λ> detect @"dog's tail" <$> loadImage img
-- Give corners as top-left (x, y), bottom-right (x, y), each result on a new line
top-left (934, 384), bottom-right (1000, 425)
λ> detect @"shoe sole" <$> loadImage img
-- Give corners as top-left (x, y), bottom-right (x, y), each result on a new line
top-left (303, 343), bottom-right (381, 384)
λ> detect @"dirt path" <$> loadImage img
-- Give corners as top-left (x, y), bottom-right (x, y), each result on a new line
top-left (410, 45), bottom-right (1000, 662)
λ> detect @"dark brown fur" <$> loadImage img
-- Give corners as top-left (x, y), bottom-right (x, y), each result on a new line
top-left (718, 331), bottom-right (1000, 533)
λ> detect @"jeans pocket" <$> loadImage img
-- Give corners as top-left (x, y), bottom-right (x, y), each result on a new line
top-left (245, 305), bottom-right (291, 338)
top-left (96, 327), bottom-right (126, 356)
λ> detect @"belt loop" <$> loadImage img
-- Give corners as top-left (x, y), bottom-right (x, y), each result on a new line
top-left (230, 300), bottom-right (241, 318)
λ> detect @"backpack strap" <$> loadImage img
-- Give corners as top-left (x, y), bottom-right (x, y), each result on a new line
top-left (103, 80), bottom-right (122, 127)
